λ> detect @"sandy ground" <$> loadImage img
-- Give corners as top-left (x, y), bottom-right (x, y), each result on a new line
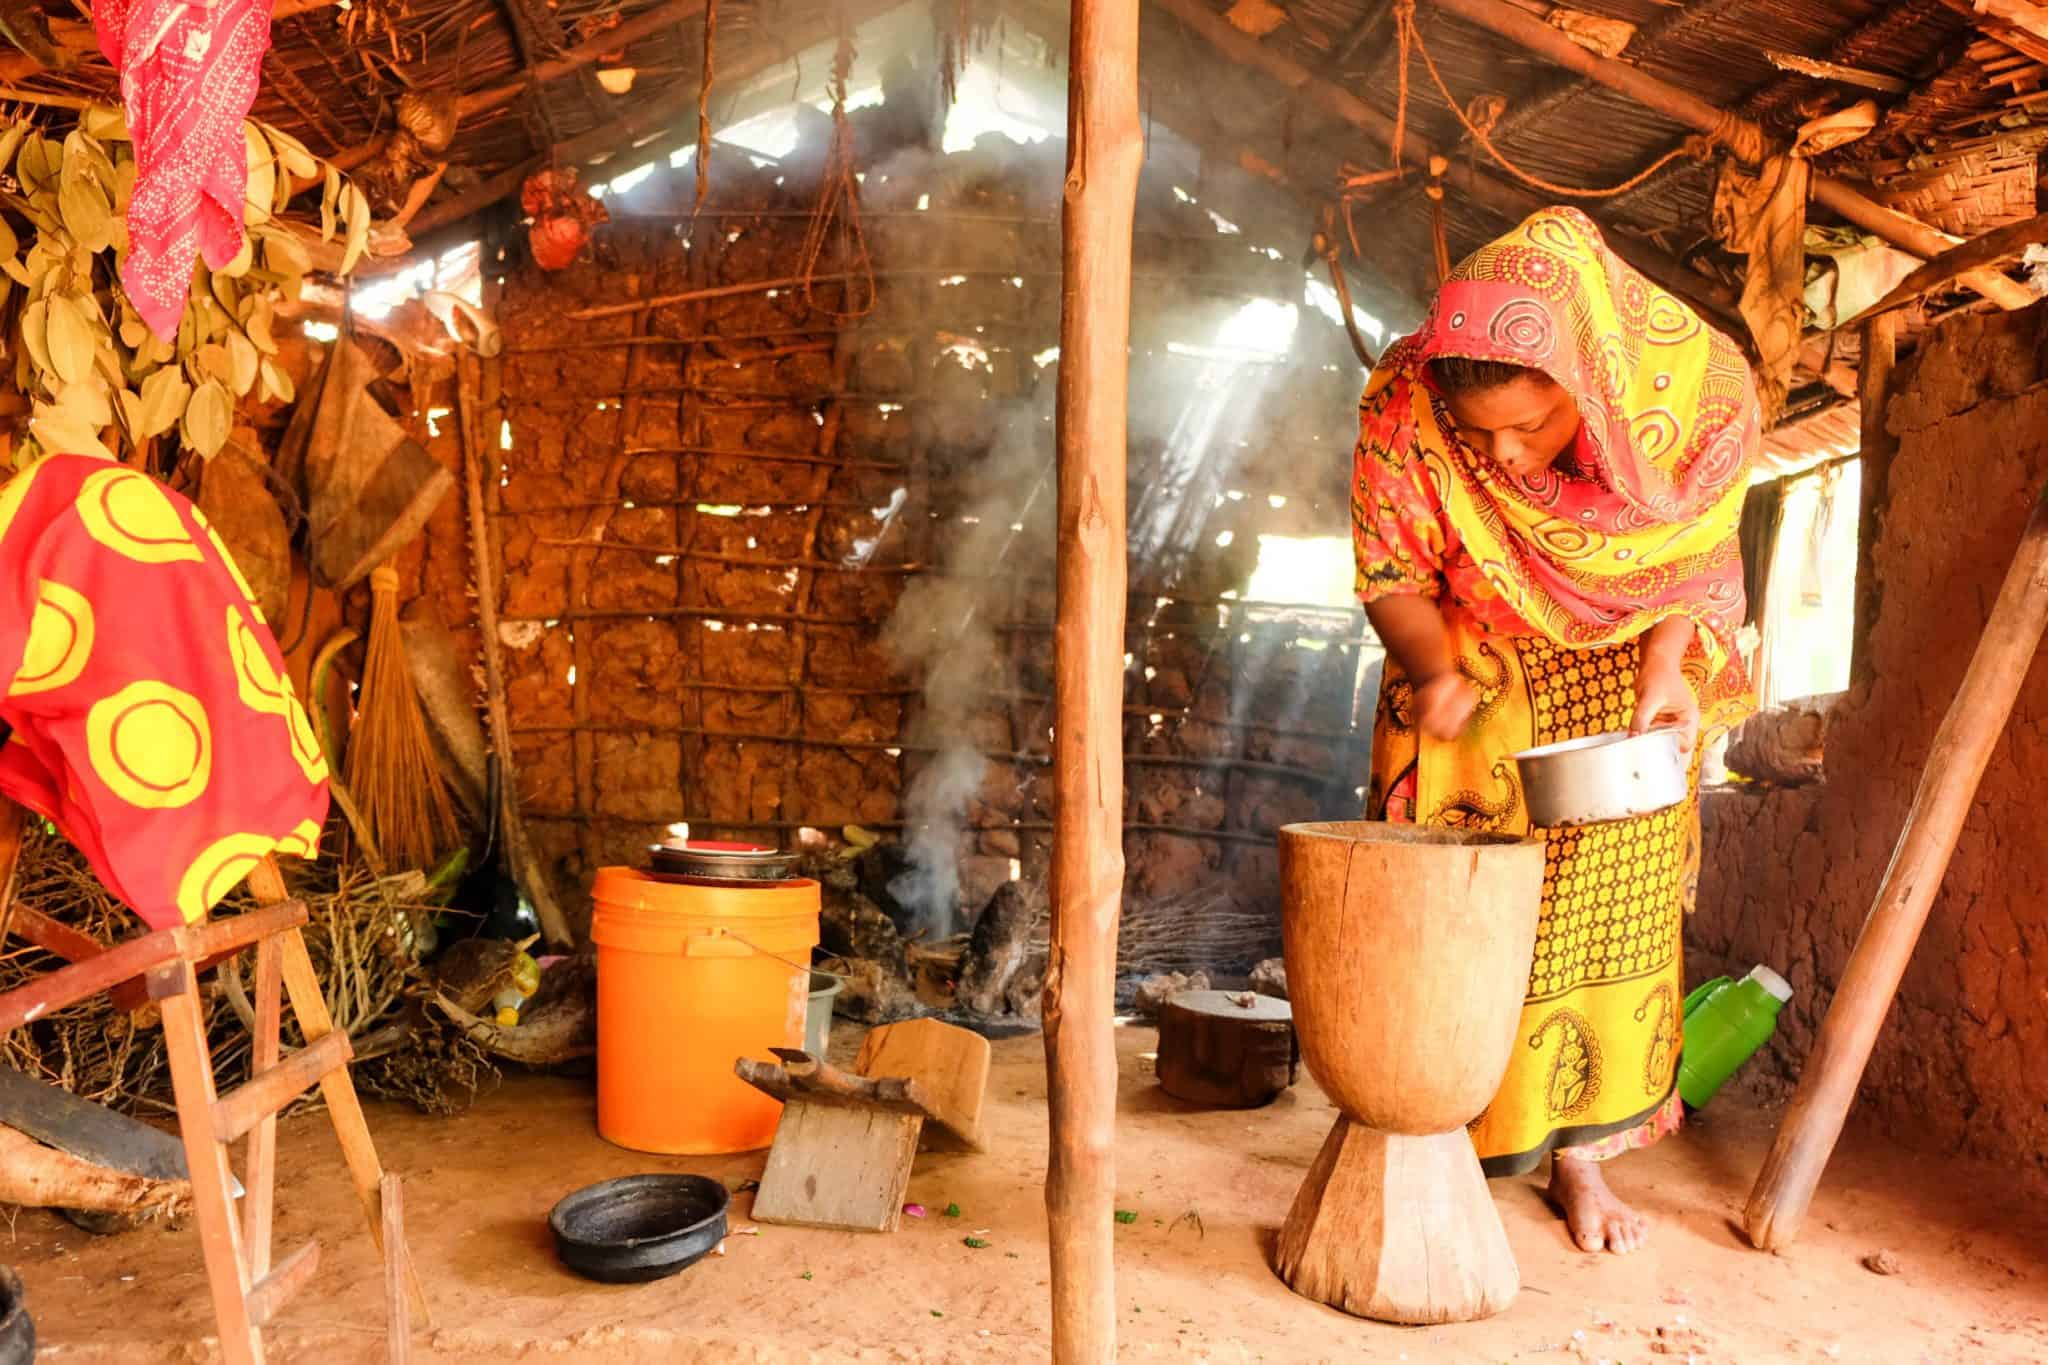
top-left (8, 1023), bottom-right (2048, 1364)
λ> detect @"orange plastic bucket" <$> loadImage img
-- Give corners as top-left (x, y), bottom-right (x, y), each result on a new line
top-left (589, 868), bottom-right (821, 1154)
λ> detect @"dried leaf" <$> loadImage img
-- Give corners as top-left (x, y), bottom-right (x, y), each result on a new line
top-left (262, 123), bottom-right (319, 181)
top-left (20, 300), bottom-right (48, 377)
top-left (46, 294), bottom-right (96, 387)
top-left (193, 342), bottom-right (235, 386)
top-left (225, 330), bottom-right (259, 394)
top-left (181, 378), bottom-right (231, 457)
top-left (137, 365), bottom-right (190, 438)
top-left (340, 183), bottom-right (371, 274)
top-left (81, 106), bottom-right (129, 142)
top-left (31, 403), bottom-right (113, 461)
top-left (321, 168), bottom-right (340, 243)
top-left (55, 374), bottom-right (112, 428)
top-left (262, 228), bottom-right (312, 280)
top-left (259, 355), bottom-right (295, 405)
top-left (244, 295), bottom-right (277, 355)
top-left (16, 136), bottom-right (57, 196)
top-left (58, 177), bottom-right (113, 254)
top-left (243, 125), bottom-right (275, 228)
top-left (0, 124), bottom-right (28, 177)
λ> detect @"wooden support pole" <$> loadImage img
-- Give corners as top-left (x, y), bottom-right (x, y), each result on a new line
top-left (1745, 484), bottom-right (2048, 1251)
top-left (1046, 0), bottom-right (1141, 1356)
top-left (1428, 0), bottom-right (2038, 311)
top-left (1849, 311), bottom-right (1899, 696)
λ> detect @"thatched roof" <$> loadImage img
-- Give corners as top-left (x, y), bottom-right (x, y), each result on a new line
top-left (7, 0), bottom-right (2041, 424)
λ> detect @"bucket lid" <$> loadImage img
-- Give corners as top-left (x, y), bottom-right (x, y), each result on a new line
top-left (1745, 965), bottom-right (1792, 1002)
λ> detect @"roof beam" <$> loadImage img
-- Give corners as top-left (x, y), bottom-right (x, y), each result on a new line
top-left (1430, 0), bottom-right (2039, 310)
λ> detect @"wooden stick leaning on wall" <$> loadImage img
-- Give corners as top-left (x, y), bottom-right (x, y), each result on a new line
top-left (1744, 483), bottom-right (2048, 1251)
top-left (1427, 0), bottom-right (2037, 312)
top-left (1047, 0), bottom-right (1142, 1357)
top-left (455, 354), bottom-right (576, 948)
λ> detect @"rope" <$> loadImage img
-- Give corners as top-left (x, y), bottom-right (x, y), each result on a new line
top-left (1388, 0), bottom-right (1713, 199)
top-left (694, 0), bottom-right (718, 214)
top-left (798, 29), bottom-right (877, 319)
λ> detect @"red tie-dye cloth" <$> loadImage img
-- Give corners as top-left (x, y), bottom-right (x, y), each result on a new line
top-left (96, 0), bottom-right (276, 342)
top-left (0, 455), bottom-right (329, 929)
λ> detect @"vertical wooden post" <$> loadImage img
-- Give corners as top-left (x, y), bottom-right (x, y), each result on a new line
top-left (1745, 485), bottom-right (2048, 1250)
top-left (1849, 312), bottom-right (1899, 696)
top-left (1045, 0), bottom-right (1141, 1358)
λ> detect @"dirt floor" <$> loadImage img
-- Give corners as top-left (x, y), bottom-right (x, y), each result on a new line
top-left (9, 1023), bottom-right (2048, 1364)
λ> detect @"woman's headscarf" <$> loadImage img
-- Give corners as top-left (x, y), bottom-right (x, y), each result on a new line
top-left (1356, 207), bottom-right (1758, 732)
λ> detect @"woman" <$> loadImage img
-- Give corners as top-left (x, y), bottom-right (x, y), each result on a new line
top-left (1352, 208), bottom-right (1756, 1255)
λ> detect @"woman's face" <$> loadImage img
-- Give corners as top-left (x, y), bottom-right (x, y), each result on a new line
top-left (1441, 373), bottom-right (1582, 482)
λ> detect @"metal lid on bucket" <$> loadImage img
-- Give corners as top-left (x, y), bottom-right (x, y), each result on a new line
top-left (646, 838), bottom-right (799, 885)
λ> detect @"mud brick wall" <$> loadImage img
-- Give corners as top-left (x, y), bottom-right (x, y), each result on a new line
top-left (1691, 302), bottom-right (2048, 1176)
top-left (479, 143), bottom-right (1373, 961)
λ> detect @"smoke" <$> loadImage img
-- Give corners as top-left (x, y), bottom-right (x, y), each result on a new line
top-left (879, 394), bottom-right (1055, 938)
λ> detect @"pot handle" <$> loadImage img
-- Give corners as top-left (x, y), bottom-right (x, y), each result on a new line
top-left (1683, 976), bottom-right (1731, 1018)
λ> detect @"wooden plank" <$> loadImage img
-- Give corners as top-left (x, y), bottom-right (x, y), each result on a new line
top-left (246, 1241), bottom-right (321, 1327)
top-left (1048, 0), bottom-right (1141, 1357)
top-left (1851, 208), bottom-right (2048, 323)
top-left (8, 902), bottom-right (114, 967)
top-left (1850, 311), bottom-right (1900, 696)
top-left (855, 1019), bottom-right (991, 1151)
top-left (749, 1102), bottom-right (923, 1233)
top-left (153, 958), bottom-right (264, 1365)
top-left (383, 1173), bottom-right (411, 1363)
top-left (1746, 483), bottom-right (2048, 1251)
top-left (212, 1030), bottom-right (354, 1144)
top-left (244, 936), bottom-right (285, 1279)
top-left (0, 931), bottom-right (181, 1036)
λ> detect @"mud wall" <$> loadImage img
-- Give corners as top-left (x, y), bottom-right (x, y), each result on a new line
top-left (1692, 303), bottom-right (2048, 1176)
top-left (478, 138), bottom-right (1373, 958)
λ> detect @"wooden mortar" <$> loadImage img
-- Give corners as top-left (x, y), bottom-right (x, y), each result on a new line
top-left (1273, 821), bottom-right (1543, 1325)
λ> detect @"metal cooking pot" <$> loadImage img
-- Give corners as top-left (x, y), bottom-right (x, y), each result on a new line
top-left (1511, 728), bottom-right (1687, 828)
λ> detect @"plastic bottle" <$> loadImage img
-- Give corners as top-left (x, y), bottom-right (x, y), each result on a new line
top-left (1677, 966), bottom-right (1792, 1110)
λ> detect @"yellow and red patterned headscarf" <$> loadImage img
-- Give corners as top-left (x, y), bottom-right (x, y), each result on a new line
top-left (1358, 207), bottom-right (1758, 732)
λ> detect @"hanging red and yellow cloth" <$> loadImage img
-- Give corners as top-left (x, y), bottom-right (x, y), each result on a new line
top-left (0, 455), bottom-right (329, 929)
top-left (95, 0), bottom-right (275, 341)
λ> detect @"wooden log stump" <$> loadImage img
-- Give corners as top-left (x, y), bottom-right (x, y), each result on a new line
top-left (1155, 990), bottom-right (1296, 1108)
top-left (1275, 1117), bottom-right (1518, 1326)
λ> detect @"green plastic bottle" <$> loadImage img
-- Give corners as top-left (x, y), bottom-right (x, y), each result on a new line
top-left (1677, 966), bottom-right (1792, 1110)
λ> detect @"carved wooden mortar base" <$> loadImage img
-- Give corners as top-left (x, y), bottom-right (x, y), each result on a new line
top-left (1274, 1114), bottom-right (1519, 1325)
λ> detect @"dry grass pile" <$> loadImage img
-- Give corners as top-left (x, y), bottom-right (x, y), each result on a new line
top-left (0, 821), bottom-right (494, 1117)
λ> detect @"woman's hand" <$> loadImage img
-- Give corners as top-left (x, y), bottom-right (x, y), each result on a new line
top-left (1631, 660), bottom-right (1699, 753)
top-left (1415, 671), bottom-right (1479, 741)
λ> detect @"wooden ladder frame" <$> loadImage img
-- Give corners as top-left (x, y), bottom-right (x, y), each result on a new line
top-left (0, 801), bottom-right (426, 1363)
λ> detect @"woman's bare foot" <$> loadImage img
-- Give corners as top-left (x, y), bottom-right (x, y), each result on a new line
top-left (1547, 1154), bottom-right (1649, 1254)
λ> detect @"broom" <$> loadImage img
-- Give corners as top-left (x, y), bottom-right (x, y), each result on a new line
top-left (345, 562), bottom-right (461, 872)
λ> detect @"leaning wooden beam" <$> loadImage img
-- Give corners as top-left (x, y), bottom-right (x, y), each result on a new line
top-left (1430, 0), bottom-right (2039, 311)
top-left (1746, 483), bottom-right (2048, 1251)
top-left (1850, 208), bottom-right (2048, 322)
top-left (1046, 0), bottom-right (1141, 1357)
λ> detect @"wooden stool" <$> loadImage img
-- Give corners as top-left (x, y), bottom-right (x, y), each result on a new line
top-left (735, 1048), bottom-right (944, 1233)
top-left (0, 802), bottom-right (425, 1363)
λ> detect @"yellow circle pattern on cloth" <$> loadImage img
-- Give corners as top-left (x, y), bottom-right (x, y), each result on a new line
top-left (13, 579), bottom-right (95, 697)
top-left (275, 819), bottom-right (323, 860)
top-left (177, 831), bottom-right (280, 922)
top-left (227, 604), bottom-right (290, 716)
top-left (76, 468), bottom-right (203, 566)
top-left (86, 680), bottom-right (212, 809)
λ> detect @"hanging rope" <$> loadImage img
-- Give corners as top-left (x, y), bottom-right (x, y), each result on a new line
top-left (695, 0), bottom-right (719, 214)
top-left (799, 29), bottom-right (877, 319)
top-left (1387, 0), bottom-right (1715, 198)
